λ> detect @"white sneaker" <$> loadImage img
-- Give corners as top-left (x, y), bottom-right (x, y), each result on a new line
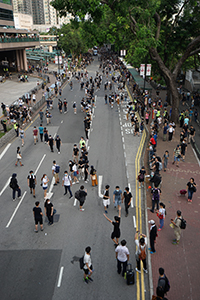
top-left (135, 268), bottom-right (141, 273)
top-left (76, 181), bottom-right (79, 183)
top-left (72, 182), bottom-right (75, 185)
top-left (143, 268), bottom-right (148, 274)
top-left (85, 181), bottom-right (88, 183)
top-left (80, 208), bottom-right (84, 211)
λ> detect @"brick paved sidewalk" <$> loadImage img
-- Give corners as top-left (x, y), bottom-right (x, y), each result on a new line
top-left (145, 116), bottom-right (200, 299)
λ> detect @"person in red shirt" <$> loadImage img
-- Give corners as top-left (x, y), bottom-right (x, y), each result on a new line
top-left (150, 135), bottom-right (156, 150)
top-left (33, 126), bottom-right (38, 145)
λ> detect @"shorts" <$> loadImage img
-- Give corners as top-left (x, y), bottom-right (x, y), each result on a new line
top-left (35, 218), bottom-right (43, 225)
top-left (174, 156), bottom-right (180, 162)
top-left (103, 199), bottom-right (110, 207)
top-left (80, 200), bottom-right (85, 207)
top-left (114, 199), bottom-right (121, 206)
top-left (54, 173), bottom-right (59, 181)
top-left (84, 264), bottom-right (93, 274)
top-left (73, 171), bottom-right (77, 177)
top-left (30, 184), bottom-right (35, 189)
top-left (43, 186), bottom-right (47, 190)
top-left (111, 231), bottom-right (120, 239)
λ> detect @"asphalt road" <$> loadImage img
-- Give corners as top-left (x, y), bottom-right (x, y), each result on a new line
top-left (0, 58), bottom-right (149, 300)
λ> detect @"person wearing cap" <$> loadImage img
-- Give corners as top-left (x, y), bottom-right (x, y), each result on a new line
top-left (103, 185), bottom-right (110, 213)
top-left (27, 170), bottom-right (37, 198)
top-left (148, 220), bottom-right (157, 254)
top-left (55, 135), bottom-right (62, 154)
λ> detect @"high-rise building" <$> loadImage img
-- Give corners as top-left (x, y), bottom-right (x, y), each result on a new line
top-left (32, 0), bottom-right (44, 24)
top-left (0, 0), bottom-right (14, 28)
top-left (12, 0), bottom-right (33, 29)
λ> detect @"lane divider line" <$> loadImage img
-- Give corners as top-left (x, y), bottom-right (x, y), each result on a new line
top-left (133, 216), bottom-right (136, 228)
top-left (35, 154), bottom-right (46, 175)
top-left (0, 143), bottom-right (11, 160)
top-left (0, 176), bottom-right (11, 197)
top-left (6, 191), bottom-right (27, 228)
top-left (98, 175), bottom-right (103, 198)
top-left (57, 266), bottom-right (64, 287)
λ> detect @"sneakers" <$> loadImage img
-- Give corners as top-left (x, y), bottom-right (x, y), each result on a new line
top-left (84, 278), bottom-right (88, 284)
top-left (72, 182), bottom-right (76, 185)
top-left (143, 268), bottom-right (148, 273)
top-left (18, 196), bottom-right (21, 199)
top-left (76, 181), bottom-right (79, 184)
top-left (158, 228), bottom-right (162, 231)
top-left (13, 198), bottom-right (16, 201)
top-left (135, 268), bottom-right (141, 273)
top-left (150, 251), bottom-right (156, 254)
top-left (80, 208), bottom-right (85, 211)
top-left (104, 210), bottom-right (108, 214)
top-left (69, 195), bottom-right (73, 199)
top-left (87, 277), bottom-right (93, 282)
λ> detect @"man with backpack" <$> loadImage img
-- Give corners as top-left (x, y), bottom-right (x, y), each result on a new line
top-left (157, 267), bottom-right (170, 295)
top-left (10, 173), bottom-right (21, 201)
top-left (170, 210), bottom-right (183, 245)
top-left (52, 160), bottom-right (60, 186)
top-left (135, 231), bottom-right (148, 273)
top-left (62, 171), bottom-right (73, 198)
top-left (150, 187), bottom-right (161, 213)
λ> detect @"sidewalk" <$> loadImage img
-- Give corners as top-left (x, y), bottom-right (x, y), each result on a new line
top-left (145, 104), bottom-right (200, 299)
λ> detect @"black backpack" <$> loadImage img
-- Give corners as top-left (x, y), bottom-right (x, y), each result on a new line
top-left (179, 217), bottom-right (187, 229)
top-left (9, 178), bottom-right (13, 189)
top-left (79, 256), bottom-right (84, 269)
top-left (159, 275), bottom-right (170, 293)
top-left (75, 190), bottom-right (80, 201)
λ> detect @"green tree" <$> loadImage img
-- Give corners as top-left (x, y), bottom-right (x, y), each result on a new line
top-left (51, 0), bottom-right (200, 120)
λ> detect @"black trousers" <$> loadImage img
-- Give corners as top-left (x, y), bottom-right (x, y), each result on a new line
top-left (150, 236), bottom-right (156, 252)
top-left (117, 259), bottom-right (127, 276)
top-left (124, 201), bottom-right (130, 214)
top-left (137, 258), bottom-right (147, 270)
top-left (47, 214), bottom-right (53, 224)
top-left (84, 170), bottom-right (88, 181)
top-left (40, 133), bottom-right (43, 142)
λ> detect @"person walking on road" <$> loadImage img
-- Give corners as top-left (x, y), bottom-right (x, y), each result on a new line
top-left (83, 246), bottom-right (93, 284)
top-left (115, 239), bottom-right (130, 277)
top-left (122, 187), bottom-right (132, 217)
top-left (73, 144), bottom-right (79, 163)
top-left (41, 174), bottom-right (49, 199)
top-left (113, 186), bottom-right (122, 210)
top-left (33, 126), bottom-right (38, 145)
top-left (38, 124), bottom-right (44, 142)
top-left (55, 135), bottom-right (62, 154)
top-left (44, 198), bottom-right (54, 225)
top-left (172, 145), bottom-right (181, 167)
top-left (63, 98), bottom-right (68, 113)
top-left (44, 127), bottom-right (48, 144)
top-left (73, 101), bottom-right (77, 114)
top-left (170, 210), bottom-right (182, 245)
top-left (39, 109), bottom-right (44, 123)
top-left (90, 166), bottom-right (98, 186)
top-left (103, 207), bottom-right (121, 247)
top-left (15, 146), bottom-right (23, 166)
top-left (48, 135), bottom-right (54, 152)
top-left (148, 220), bottom-right (157, 254)
top-left (187, 177), bottom-right (196, 202)
top-left (138, 166), bottom-right (146, 188)
top-left (19, 127), bottom-right (26, 146)
top-left (150, 187), bottom-right (161, 213)
top-left (10, 173), bottom-right (21, 201)
top-left (103, 185), bottom-right (110, 214)
top-left (62, 171), bottom-right (73, 198)
top-left (27, 170), bottom-right (37, 198)
top-left (162, 150), bottom-right (169, 172)
top-left (33, 201), bottom-right (43, 232)
top-left (78, 185), bottom-right (87, 211)
top-left (52, 160), bottom-right (60, 185)
top-left (135, 231), bottom-right (148, 273)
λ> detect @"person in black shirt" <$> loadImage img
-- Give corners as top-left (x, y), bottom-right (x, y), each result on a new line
top-left (187, 178), bottom-right (196, 202)
top-left (44, 199), bottom-right (54, 225)
top-left (73, 144), bottom-right (79, 163)
top-left (189, 125), bottom-right (195, 144)
top-left (122, 187), bottom-right (132, 217)
top-left (48, 135), bottom-right (54, 152)
top-left (33, 201), bottom-right (43, 232)
top-left (10, 173), bottom-right (21, 201)
top-left (180, 139), bottom-right (187, 161)
top-left (27, 170), bottom-right (37, 198)
top-left (79, 185), bottom-right (87, 211)
top-left (55, 135), bottom-right (62, 154)
top-left (103, 206), bottom-right (121, 247)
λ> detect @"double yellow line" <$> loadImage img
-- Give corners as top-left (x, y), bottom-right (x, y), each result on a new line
top-left (126, 85), bottom-right (146, 300)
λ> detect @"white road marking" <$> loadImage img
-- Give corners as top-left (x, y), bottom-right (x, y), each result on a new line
top-left (98, 175), bottom-right (103, 198)
top-left (34, 154), bottom-right (46, 175)
top-left (122, 137), bottom-right (124, 143)
top-left (61, 120), bottom-right (63, 123)
top-left (87, 146), bottom-right (90, 151)
top-left (57, 266), bottom-right (64, 287)
top-left (124, 152), bottom-right (126, 158)
top-left (6, 191), bottom-right (27, 228)
top-left (73, 198), bottom-right (77, 206)
top-left (192, 147), bottom-right (200, 167)
top-left (120, 121), bottom-right (122, 126)
top-left (46, 177), bottom-right (55, 199)
top-left (126, 170), bottom-right (129, 179)
top-left (53, 133), bottom-right (57, 139)
top-left (128, 183), bottom-right (134, 207)
top-left (121, 131), bottom-right (123, 136)
top-left (0, 176), bottom-right (11, 196)
top-left (0, 143), bottom-right (11, 160)
top-left (133, 216), bottom-right (136, 228)
top-left (123, 144), bottom-right (125, 150)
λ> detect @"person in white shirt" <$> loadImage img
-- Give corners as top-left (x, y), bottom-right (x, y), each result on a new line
top-left (83, 246), bottom-right (93, 284)
top-left (62, 171), bottom-right (73, 199)
top-left (115, 239), bottom-right (130, 277)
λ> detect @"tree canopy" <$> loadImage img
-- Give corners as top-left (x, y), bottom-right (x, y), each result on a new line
top-left (51, 0), bottom-right (200, 119)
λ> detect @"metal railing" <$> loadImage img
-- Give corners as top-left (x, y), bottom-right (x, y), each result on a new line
top-left (0, 37), bottom-right (39, 43)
